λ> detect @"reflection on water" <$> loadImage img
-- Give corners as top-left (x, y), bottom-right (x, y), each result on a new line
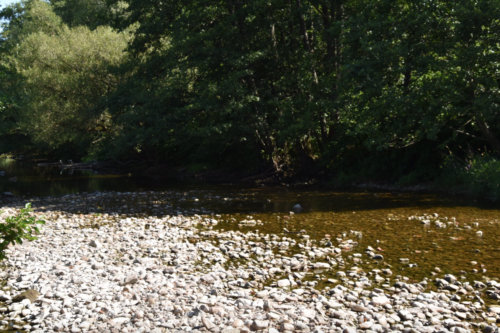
top-left (0, 159), bottom-right (200, 197)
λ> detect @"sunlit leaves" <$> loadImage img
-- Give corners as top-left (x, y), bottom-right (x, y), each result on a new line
top-left (2, 0), bottom-right (129, 153)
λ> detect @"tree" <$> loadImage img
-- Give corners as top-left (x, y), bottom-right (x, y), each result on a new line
top-left (49, 0), bottom-right (108, 29)
top-left (104, 0), bottom-right (352, 173)
top-left (2, 0), bottom-right (130, 157)
top-left (341, 0), bottom-right (500, 155)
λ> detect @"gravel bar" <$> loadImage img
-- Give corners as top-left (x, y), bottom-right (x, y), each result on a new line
top-left (0, 191), bottom-right (498, 333)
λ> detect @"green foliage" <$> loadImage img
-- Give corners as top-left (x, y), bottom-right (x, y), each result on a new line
top-left (0, 0), bottom-right (63, 47)
top-left (0, 0), bottom-right (499, 197)
top-left (440, 155), bottom-right (500, 201)
top-left (0, 203), bottom-right (45, 260)
top-left (1, 0), bottom-right (129, 156)
top-left (341, 0), bottom-right (500, 153)
top-left (49, 0), bottom-right (107, 29)
top-left (103, 0), bottom-right (349, 172)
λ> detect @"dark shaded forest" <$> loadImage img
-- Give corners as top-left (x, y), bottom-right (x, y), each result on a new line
top-left (0, 0), bottom-right (500, 197)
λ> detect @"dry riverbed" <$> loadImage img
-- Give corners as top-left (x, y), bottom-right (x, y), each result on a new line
top-left (0, 191), bottom-right (499, 333)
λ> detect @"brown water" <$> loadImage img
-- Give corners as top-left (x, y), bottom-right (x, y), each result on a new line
top-left (187, 189), bottom-right (500, 289)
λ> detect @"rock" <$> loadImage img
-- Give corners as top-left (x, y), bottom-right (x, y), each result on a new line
top-left (12, 289), bottom-right (40, 303)
top-left (277, 279), bottom-right (291, 287)
top-left (120, 274), bottom-right (138, 286)
top-left (210, 305), bottom-right (224, 315)
top-left (359, 321), bottom-right (373, 329)
top-left (263, 300), bottom-right (273, 311)
top-left (483, 326), bottom-right (497, 333)
top-left (313, 262), bottom-right (331, 269)
top-left (343, 328), bottom-right (357, 333)
top-left (150, 329), bottom-right (163, 333)
top-left (146, 296), bottom-right (156, 305)
top-left (372, 295), bottom-right (390, 306)
top-left (281, 322), bottom-right (295, 331)
top-left (91, 262), bottom-right (104, 270)
top-left (489, 293), bottom-right (499, 300)
top-left (488, 306), bottom-right (500, 314)
top-left (301, 308), bottom-right (316, 319)
top-left (444, 274), bottom-right (457, 283)
top-left (9, 302), bottom-right (24, 311)
top-left (333, 311), bottom-right (347, 319)
top-left (79, 321), bottom-right (91, 329)
top-left (89, 240), bottom-right (102, 248)
top-left (373, 254), bottom-right (384, 260)
top-left (202, 317), bottom-right (216, 330)
top-left (351, 304), bottom-right (369, 312)
top-left (475, 281), bottom-right (486, 288)
top-left (222, 329), bottom-right (241, 333)
top-left (110, 317), bottom-right (129, 325)
top-left (250, 320), bottom-right (269, 330)
top-left (134, 310), bottom-right (144, 319)
top-left (266, 311), bottom-right (280, 320)
top-left (324, 300), bottom-right (342, 309)
top-left (451, 327), bottom-right (469, 333)
top-left (295, 321), bottom-right (309, 330)
top-left (232, 319), bottom-right (244, 328)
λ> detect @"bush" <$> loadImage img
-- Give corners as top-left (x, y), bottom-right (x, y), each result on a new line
top-left (0, 203), bottom-right (45, 260)
top-left (440, 155), bottom-right (500, 201)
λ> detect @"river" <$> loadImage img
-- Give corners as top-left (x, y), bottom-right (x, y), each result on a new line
top-left (1, 159), bottom-right (500, 295)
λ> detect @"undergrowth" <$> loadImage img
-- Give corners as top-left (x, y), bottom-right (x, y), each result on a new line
top-left (439, 154), bottom-right (500, 201)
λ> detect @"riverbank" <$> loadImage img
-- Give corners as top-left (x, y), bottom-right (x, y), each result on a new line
top-left (0, 191), bottom-right (498, 333)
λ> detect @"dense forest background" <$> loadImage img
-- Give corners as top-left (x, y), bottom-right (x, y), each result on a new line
top-left (0, 0), bottom-right (500, 197)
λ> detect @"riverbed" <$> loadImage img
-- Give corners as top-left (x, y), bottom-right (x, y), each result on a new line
top-left (1, 161), bottom-right (500, 332)
top-left (1, 160), bottom-right (500, 287)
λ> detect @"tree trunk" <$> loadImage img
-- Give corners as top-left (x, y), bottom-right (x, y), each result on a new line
top-left (296, 0), bottom-right (318, 84)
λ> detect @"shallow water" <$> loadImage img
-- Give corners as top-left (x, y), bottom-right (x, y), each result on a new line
top-left (190, 189), bottom-right (500, 290)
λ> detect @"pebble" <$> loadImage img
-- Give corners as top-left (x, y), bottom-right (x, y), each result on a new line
top-left (251, 320), bottom-right (269, 330)
top-left (351, 304), bottom-right (369, 312)
top-left (0, 190), bottom-right (494, 333)
top-left (89, 239), bottom-right (102, 248)
top-left (202, 317), bottom-right (216, 330)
